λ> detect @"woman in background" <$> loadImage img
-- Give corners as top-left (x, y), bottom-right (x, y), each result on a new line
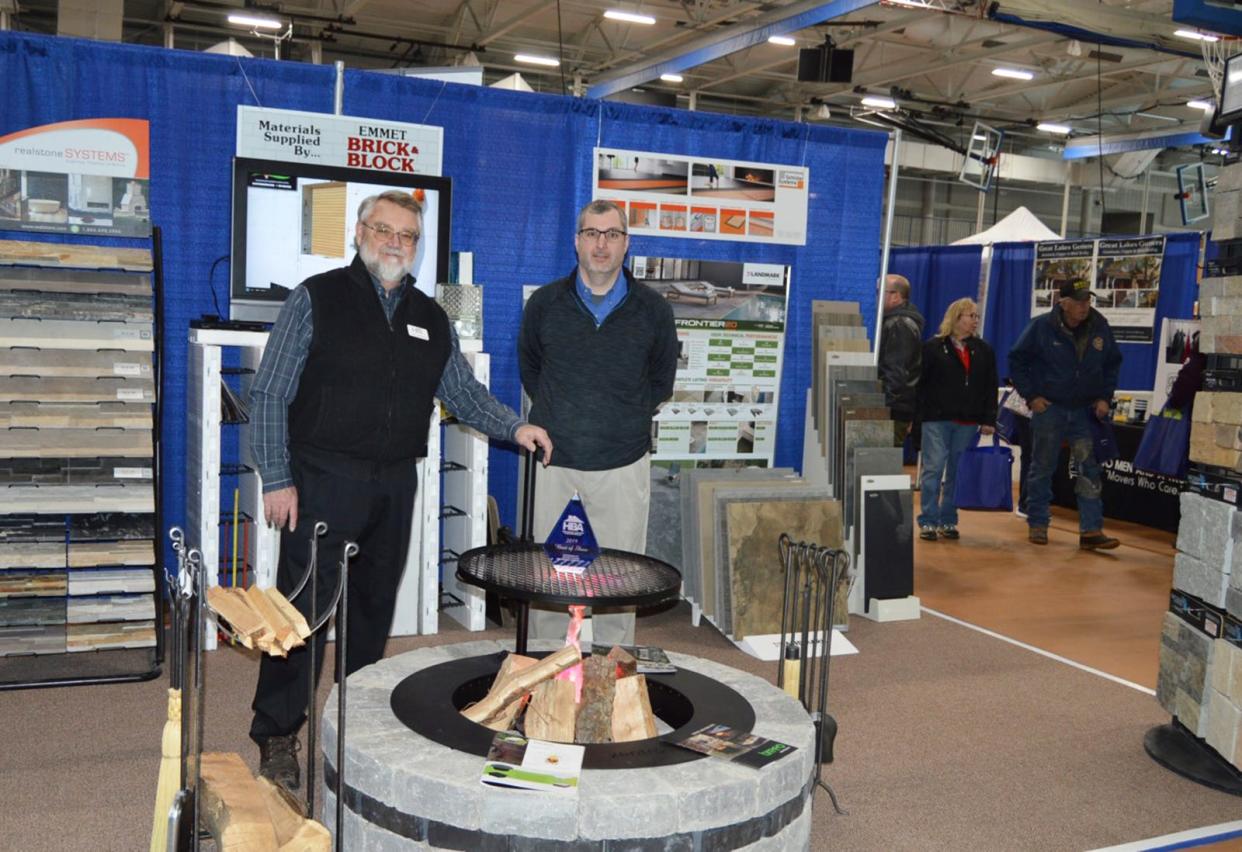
top-left (916, 298), bottom-right (999, 541)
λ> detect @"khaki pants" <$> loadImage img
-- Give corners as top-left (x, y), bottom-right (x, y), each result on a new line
top-left (528, 455), bottom-right (651, 647)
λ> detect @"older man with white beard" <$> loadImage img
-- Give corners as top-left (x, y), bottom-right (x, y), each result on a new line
top-left (246, 190), bottom-right (552, 791)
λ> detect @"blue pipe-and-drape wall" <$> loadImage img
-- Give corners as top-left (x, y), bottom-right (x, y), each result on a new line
top-left (891, 232), bottom-right (1202, 388)
top-left (0, 31), bottom-right (889, 560)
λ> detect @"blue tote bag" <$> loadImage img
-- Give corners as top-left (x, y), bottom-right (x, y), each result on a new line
top-left (1133, 408), bottom-right (1191, 479)
top-left (955, 432), bottom-right (1014, 511)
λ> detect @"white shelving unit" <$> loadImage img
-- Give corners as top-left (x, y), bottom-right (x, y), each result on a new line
top-left (186, 327), bottom-right (493, 644)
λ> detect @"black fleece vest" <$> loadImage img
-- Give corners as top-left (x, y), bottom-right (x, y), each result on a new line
top-left (288, 260), bottom-right (451, 462)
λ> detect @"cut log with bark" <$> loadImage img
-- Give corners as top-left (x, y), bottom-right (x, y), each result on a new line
top-left (575, 656), bottom-right (617, 744)
top-left (612, 674), bottom-right (659, 742)
top-left (255, 777), bottom-right (330, 851)
top-left (461, 645), bottom-right (580, 725)
top-left (199, 752), bottom-right (280, 851)
top-left (525, 679), bottom-right (577, 743)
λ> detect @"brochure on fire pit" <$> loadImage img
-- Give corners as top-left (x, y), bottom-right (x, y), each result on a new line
top-left (480, 732), bottom-right (583, 795)
top-left (611, 644), bottom-right (676, 674)
top-left (669, 723), bottom-right (796, 768)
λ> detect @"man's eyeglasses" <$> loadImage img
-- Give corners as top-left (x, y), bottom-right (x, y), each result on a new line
top-left (577, 227), bottom-right (627, 244)
top-left (361, 221), bottom-right (420, 247)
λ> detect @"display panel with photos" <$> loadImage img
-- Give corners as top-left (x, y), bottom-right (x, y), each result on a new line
top-left (229, 157), bottom-right (451, 322)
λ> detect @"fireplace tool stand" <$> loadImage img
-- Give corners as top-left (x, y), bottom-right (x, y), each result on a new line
top-left (162, 523), bottom-right (359, 852)
top-left (777, 533), bottom-right (851, 816)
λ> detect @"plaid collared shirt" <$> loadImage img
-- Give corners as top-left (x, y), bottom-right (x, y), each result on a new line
top-left (249, 271), bottom-right (523, 491)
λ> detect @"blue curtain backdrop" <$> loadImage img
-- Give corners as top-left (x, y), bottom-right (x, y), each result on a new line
top-left (0, 31), bottom-right (889, 556)
top-left (983, 232), bottom-right (1201, 387)
top-left (888, 244), bottom-right (983, 336)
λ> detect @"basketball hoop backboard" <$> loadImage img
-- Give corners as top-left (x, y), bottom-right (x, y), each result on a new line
top-left (1176, 162), bottom-right (1211, 225)
top-left (958, 121), bottom-right (1003, 192)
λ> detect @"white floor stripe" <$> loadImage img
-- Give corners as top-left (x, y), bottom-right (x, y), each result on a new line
top-left (1088, 818), bottom-right (1242, 851)
top-left (921, 606), bottom-right (1156, 696)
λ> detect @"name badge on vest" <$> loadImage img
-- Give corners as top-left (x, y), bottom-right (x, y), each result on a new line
top-left (407, 324), bottom-right (429, 340)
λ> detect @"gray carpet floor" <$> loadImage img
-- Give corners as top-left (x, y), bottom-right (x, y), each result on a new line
top-left (1, 599), bottom-right (1240, 850)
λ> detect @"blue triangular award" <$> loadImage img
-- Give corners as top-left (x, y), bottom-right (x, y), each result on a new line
top-left (543, 492), bottom-right (600, 574)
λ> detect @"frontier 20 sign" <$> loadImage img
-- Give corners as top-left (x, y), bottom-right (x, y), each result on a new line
top-left (236, 106), bottom-right (443, 176)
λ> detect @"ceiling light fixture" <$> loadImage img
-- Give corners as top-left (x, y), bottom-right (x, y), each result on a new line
top-left (1187, 99), bottom-right (1215, 111)
top-left (1174, 29), bottom-right (1219, 43)
top-left (768, 35), bottom-right (796, 46)
top-left (885, 0), bottom-right (934, 8)
top-left (992, 67), bottom-right (1034, 81)
top-left (227, 12), bottom-right (283, 29)
top-left (861, 95), bottom-right (897, 109)
top-left (604, 10), bottom-right (657, 25)
top-left (660, 73), bottom-right (683, 83)
top-left (514, 53), bottom-right (560, 67)
top-left (1037, 122), bottom-right (1072, 135)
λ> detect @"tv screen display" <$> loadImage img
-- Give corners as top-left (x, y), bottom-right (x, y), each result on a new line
top-left (229, 157), bottom-right (452, 322)
top-left (1219, 52), bottom-right (1242, 126)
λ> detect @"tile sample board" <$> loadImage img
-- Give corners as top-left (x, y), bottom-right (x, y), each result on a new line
top-left (725, 497), bottom-right (843, 640)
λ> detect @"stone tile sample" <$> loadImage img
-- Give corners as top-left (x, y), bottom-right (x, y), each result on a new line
top-left (1229, 586), bottom-right (1242, 620)
top-left (70, 512), bottom-right (155, 541)
top-left (695, 473), bottom-right (800, 619)
top-left (1173, 552), bottom-right (1229, 607)
top-left (66, 568), bottom-right (155, 596)
top-left (843, 419), bottom-right (896, 537)
top-left (65, 620), bottom-right (156, 651)
top-left (67, 540), bottom-right (154, 567)
top-left (712, 483), bottom-right (831, 636)
top-left (1204, 689), bottom-right (1242, 769)
top-left (0, 376), bottom-right (154, 403)
top-left (0, 542), bottom-right (65, 570)
top-left (725, 498), bottom-right (843, 641)
top-left (0, 624), bottom-right (66, 656)
top-left (0, 290), bottom-right (152, 322)
top-left (0, 348), bottom-right (153, 379)
top-left (0, 596), bottom-right (65, 627)
top-left (0, 240), bottom-right (152, 273)
top-left (67, 594), bottom-right (154, 624)
top-left (644, 464), bottom-right (682, 572)
top-left (1156, 612), bottom-right (1215, 737)
top-left (0, 318), bottom-right (153, 351)
top-left (0, 402), bottom-right (151, 430)
top-left (823, 374), bottom-right (879, 476)
top-left (851, 447), bottom-right (905, 531)
top-left (3, 428), bottom-right (152, 458)
top-left (0, 571), bottom-right (67, 597)
top-left (678, 467), bottom-right (793, 610)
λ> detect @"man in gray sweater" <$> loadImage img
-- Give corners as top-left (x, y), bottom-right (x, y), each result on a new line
top-left (518, 199), bottom-right (679, 645)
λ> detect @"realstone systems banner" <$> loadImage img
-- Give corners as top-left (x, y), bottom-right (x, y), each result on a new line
top-left (236, 106), bottom-right (443, 175)
top-left (594, 147), bottom-right (808, 245)
top-left (631, 256), bottom-right (790, 465)
top-left (0, 118), bottom-right (151, 237)
top-left (1031, 236), bottom-right (1164, 343)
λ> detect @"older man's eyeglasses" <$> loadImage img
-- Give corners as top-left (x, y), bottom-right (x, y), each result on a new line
top-left (361, 221), bottom-right (420, 247)
top-left (577, 227), bottom-right (627, 243)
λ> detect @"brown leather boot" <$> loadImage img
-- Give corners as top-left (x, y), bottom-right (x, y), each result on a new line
top-left (1080, 531), bottom-right (1120, 551)
top-left (1028, 526), bottom-right (1048, 545)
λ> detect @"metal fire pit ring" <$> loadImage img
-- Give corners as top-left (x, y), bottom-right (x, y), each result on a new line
top-left (322, 639), bottom-right (816, 850)
top-left (389, 649), bottom-right (756, 769)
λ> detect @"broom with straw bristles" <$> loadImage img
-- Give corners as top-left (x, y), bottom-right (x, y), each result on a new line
top-left (150, 528), bottom-right (188, 852)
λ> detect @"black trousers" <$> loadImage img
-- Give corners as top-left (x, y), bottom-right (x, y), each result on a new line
top-left (249, 448), bottom-right (417, 742)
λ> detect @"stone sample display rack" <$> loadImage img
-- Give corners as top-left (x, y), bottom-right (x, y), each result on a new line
top-left (0, 238), bottom-right (164, 688)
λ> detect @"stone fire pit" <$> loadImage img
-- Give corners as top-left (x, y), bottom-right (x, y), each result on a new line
top-left (322, 639), bottom-right (816, 850)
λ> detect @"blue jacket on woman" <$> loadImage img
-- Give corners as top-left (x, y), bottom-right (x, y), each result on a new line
top-left (1008, 305), bottom-right (1121, 408)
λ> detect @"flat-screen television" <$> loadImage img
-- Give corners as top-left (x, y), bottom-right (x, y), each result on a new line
top-left (229, 157), bottom-right (452, 323)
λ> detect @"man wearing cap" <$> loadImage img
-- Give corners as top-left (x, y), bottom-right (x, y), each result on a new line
top-left (1008, 279), bottom-right (1123, 550)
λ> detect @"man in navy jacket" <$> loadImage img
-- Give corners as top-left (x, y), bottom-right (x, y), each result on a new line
top-left (1009, 280), bottom-right (1123, 550)
top-left (519, 200), bottom-right (678, 646)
